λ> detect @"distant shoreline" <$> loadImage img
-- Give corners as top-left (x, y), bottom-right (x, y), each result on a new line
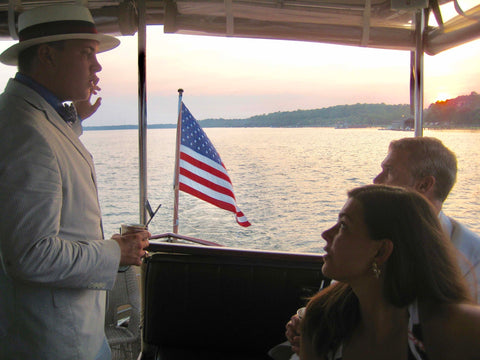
top-left (84, 124), bottom-right (175, 131)
top-left (83, 124), bottom-right (480, 131)
top-left (84, 96), bottom-right (480, 131)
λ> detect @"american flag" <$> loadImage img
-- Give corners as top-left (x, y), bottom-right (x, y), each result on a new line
top-left (179, 103), bottom-right (251, 227)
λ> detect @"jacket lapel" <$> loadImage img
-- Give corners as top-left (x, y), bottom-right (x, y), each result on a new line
top-left (6, 79), bottom-right (97, 178)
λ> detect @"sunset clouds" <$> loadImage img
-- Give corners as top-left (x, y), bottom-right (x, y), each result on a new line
top-left (0, 26), bottom-right (478, 126)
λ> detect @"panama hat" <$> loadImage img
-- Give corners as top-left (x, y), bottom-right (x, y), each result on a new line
top-left (0, 4), bottom-right (120, 66)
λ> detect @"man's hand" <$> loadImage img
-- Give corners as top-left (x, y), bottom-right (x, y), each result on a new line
top-left (285, 313), bottom-right (301, 355)
top-left (74, 77), bottom-right (101, 121)
top-left (112, 230), bottom-right (150, 266)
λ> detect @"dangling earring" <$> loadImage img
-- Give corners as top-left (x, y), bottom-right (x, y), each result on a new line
top-left (372, 262), bottom-right (381, 279)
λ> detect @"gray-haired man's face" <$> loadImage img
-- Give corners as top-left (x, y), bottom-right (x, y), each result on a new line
top-left (373, 149), bottom-right (416, 189)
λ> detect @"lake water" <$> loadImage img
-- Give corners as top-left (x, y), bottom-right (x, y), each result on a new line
top-left (82, 128), bottom-right (480, 253)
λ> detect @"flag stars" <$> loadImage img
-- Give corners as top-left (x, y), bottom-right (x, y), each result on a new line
top-left (181, 104), bottom-right (223, 164)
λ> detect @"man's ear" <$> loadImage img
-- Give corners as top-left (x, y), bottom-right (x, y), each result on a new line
top-left (375, 239), bottom-right (393, 265)
top-left (37, 44), bottom-right (57, 68)
top-left (414, 175), bottom-right (435, 195)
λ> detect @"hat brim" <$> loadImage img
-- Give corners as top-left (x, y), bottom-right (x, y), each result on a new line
top-left (0, 33), bottom-right (120, 66)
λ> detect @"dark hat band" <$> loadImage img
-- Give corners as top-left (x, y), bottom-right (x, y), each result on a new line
top-left (19, 20), bottom-right (98, 42)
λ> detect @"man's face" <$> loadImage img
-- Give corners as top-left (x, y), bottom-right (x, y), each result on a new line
top-left (50, 39), bottom-right (102, 102)
top-left (373, 148), bottom-right (416, 188)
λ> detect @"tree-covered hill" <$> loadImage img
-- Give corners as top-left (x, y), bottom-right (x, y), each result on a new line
top-left (197, 93), bottom-right (479, 129)
top-left (424, 92), bottom-right (480, 128)
top-left (199, 103), bottom-right (411, 128)
top-left (84, 92), bottom-right (480, 130)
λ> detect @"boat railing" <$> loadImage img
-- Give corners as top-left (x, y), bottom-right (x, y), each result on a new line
top-left (150, 232), bottom-right (224, 247)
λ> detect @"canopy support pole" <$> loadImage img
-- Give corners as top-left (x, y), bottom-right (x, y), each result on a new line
top-left (413, 9), bottom-right (426, 137)
top-left (138, 0), bottom-right (148, 224)
top-left (361, 0), bottom-right (371, 46)
top-left (8, 0), bottom-right (19, 40)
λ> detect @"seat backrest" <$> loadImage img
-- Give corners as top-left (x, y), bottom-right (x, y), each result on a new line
top-left (106, 266), bottom-right (141, 335)
top-left (141, 243), bottom-right (329, 357)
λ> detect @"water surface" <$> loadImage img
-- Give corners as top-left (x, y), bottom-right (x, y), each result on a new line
top-left (82, 128), bottom-right (480, 253)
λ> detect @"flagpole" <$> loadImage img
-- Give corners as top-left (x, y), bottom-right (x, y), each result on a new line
top-left (172, 88), bottom-right (183, 234)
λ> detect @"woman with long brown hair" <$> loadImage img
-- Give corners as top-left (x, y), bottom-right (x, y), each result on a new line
top-left (300, 185), bottom-right (480, 360)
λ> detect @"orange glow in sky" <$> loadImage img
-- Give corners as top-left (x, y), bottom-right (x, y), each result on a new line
top-left (0, 24), bottom-right (478, 125)
top-left (433, 92), bottom-right (452, 102)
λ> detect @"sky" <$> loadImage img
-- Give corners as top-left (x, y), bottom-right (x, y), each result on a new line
top-left (0, 5), bottom-right (479, 126)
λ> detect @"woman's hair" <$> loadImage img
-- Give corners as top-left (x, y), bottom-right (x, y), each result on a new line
top-left (301, 184), bottom-right (471, 358)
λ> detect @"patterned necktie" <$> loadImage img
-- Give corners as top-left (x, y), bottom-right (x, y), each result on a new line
top-left (61, 103), bottom-right (78, 126)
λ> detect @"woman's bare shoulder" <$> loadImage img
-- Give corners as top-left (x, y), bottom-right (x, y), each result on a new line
top-left (421, 302), bottom-right (480, 359)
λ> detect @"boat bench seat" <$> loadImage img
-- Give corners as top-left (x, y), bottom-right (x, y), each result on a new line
top-left (140, 242), bottom-right (330, 360)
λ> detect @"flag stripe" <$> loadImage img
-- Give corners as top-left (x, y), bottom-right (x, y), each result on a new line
top-left (180, 152), bottom-right (230, 184)
top-left (179, 182), bottom-right (250, 227)
top-left (179, 167), bottom-right (236, 199)
top-left (179, 174), bottom-right (238, 209)
top-left (235, 213), bottom-right (250, 227)
top-left (179, 182), bottom-right (237, 214)
top-left (179, 102), bottom-right (251, 227)
top-left (180, 146), bottom-right (231, 183)
top-left (180, 152), bottom-right (233, 189)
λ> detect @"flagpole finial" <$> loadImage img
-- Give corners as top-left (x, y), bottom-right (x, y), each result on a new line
top-left (178, 88), bottom-right (184, 95)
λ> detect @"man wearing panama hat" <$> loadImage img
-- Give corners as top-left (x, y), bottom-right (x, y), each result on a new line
top-left (0, 4), bottom-right (149, 360)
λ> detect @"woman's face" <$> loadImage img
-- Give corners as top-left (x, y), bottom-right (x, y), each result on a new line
top-left (321, 198), bottom-right (381, 283)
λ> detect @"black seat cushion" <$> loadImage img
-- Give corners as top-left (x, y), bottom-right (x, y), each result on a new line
top-left (141, 243), bottom-right (329, 359)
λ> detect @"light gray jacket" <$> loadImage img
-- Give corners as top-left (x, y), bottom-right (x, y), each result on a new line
top-left (439, 211), bottom-right (480, 303)
top-left (0, 79), bottom-right (120, 359)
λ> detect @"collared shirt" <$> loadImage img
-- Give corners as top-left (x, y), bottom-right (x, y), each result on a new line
top-left (438, 211), bottom-right (453, 239)
top-left (439, 210), bottom-right (480, 302)
top-left (14, 72), bottom-right (77, 125)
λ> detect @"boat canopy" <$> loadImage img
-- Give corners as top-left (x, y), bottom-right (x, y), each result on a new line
top-left (0, 0), bottom-right (479, 55)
